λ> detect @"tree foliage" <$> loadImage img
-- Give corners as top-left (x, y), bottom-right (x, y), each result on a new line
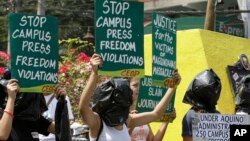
top-left (0, 0), bottom-right (94, 50)
top-left (0, 0), bottom-right (95, 122)
top-left (57, 37), bottom-right (101, 122)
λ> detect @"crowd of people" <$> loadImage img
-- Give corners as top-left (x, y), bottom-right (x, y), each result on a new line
top-left (78, 54), bottom-right (181, 141)
top-left (1, 53), bottom-right (250, 141)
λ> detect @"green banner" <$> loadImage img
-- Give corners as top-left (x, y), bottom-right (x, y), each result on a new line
top-left (215, 15), bottom-right (244, 37)
top-left (95, 0), bottom-right (144, 78)
top-left (9, 13), bottom-right (58, 93)
top-left (152, 13), bottom-right (176, 87)
top-left (136, 76), bottom-right (175, 122)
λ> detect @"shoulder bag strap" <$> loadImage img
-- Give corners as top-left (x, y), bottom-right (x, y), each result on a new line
top-left (46, 94), bottom-right (55, 106)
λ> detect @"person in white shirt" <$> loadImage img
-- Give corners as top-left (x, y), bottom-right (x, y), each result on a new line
top-left (39, 91), bottom-right (74, 141)
top-left (129, 78), bottom-right (177, 141)
top-left (79, 54), bottom-right (181, 141)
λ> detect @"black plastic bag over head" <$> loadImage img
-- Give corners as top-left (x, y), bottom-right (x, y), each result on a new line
top-left (0, 68), bottom-right (11, 105)
top-left (183, 69), bottom-right (221, 112)
top-left (235, 74), bottom-right (250, 114)
top-left (3, 67), bottom-right (11, 80)
top-left (91, 78), bottom-right (132, 126)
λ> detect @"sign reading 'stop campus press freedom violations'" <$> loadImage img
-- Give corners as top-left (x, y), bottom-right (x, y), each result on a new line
top-left (95, 0), bottom-right (144, 78)
top-left (192, 113), bottom-right (250, 141)
top-left (152, 13), bottom-right (176, 87)
top-left (9, 13), bottom-right (58, 93)
top-left (136, 76), bottom-right (175, 122)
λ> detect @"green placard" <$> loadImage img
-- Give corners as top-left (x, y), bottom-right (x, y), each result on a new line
top-left (136, 76), bottom-right (175, 122)
top-left (152, 13), bottom-right (176, 87)
top-left (9, 13), bottom-right (58, 93)
top-left (215, 15), bottom-right (244, 37)
top-left (95, 0), bottom-right (144, 78)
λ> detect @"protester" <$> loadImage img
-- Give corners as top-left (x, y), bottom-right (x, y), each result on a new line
top-left (182, 69), bottom-right (221, 141)
top-left (0, 79), bottom-right (19, 140)
top-left (0, 68), bottom-right (67, 141)
top-left (39, 87), bottom-right (74, 141)
top-left (129, 108), bottom-right (176, 141)
top-left (232, 55), bottom-right (250, 115)
top-left (128, 77), bottom-right (177, 141)
top-left (79, 53), bottom-right (181, 141)
top-left (235, 74), bottom-right (250, 115)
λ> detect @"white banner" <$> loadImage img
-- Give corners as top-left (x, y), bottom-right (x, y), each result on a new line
top-left (237, 0), bottom-right (250, 38)
top-left (192, 113), bottom-right (250, 141)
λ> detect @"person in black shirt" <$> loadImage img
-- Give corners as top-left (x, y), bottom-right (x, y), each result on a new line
top-left (182, 69), bottom-right (221, 141)
top-left (0, 68), bottom-right (65, 141)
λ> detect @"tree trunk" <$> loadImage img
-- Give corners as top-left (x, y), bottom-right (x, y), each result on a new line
top-left (8, 0), bottom-right (21, 54)
top-left (37, 0), bottom-right (46, 15)
top-left (204, 0), bottom-right (215, 30)
top-left (14, 0), bottom-right (21, 13)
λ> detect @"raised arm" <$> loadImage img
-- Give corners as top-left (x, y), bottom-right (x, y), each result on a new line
top-left (151, 109), bottom-right (176, 141)
top-left (128, 71), bottom-right (181, 128)
top-left (0, 79), bottom-right (19, 140)
top-left (78, 54), bottom-right (103, 136)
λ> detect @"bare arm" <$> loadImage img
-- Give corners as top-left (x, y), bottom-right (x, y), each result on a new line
top-left (78, 54), bottom-right (103, 137)
top-left (128, 87), bottom-right (175, 127)
top-left (47, 122), bottom-right (55, 134)
top-left (0, 79), bottom-right (19, 140)
top-left (146, 125), bottom-right (154, 141)
top-left (183, 136), bottom-right (192, 141)
top-left (145, 122), bottom-right (168, 141)
top-left (128, 71), bottom-right (181, 128)
top-left (153, 108), bottom-right (176, 141)
top-left (153, 122), bottom-right (169, 141)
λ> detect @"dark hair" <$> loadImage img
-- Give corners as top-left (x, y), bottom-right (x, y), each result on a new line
top-left (3, 67), bottom-right (11, 80)
top-left (0, 68), bottom-right (11, 106)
